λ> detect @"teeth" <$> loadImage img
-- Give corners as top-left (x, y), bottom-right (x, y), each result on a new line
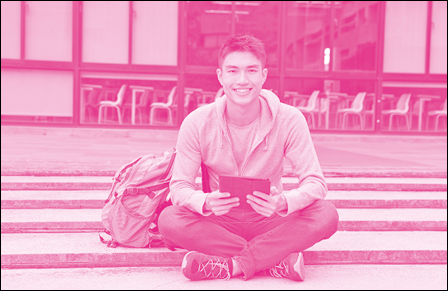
top-left (236, 89), bottom-right (250, 93)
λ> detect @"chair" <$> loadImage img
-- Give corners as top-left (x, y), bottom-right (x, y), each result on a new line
top-left (98, 84), bottom-right (127, 124)
top-left (336, 92), bottom-right (367, 130)
top-left (361, 93), bottom-right (376, 130)
top-left (426, 99), bottom-right (447, 131)
top-left (174, 87), bottom-right (203, 116)
top-left (83, 86), bottom-right (103, 123)
top-left (198, 88), bottom-right (224, 107)
top-left (122, 88), bottom-right (153, 124)
top-left (381, 93), bottom-right (412, 131)
top-left (149, 86), bottom-right (177, 125)
top-left (295, 91), bottom-right (320, 129)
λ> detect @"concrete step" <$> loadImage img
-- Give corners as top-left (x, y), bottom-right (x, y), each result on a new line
top-left (2, 231), bottom-right (446, 269)
top-left (3, 166), bottom-right (447, 178)
top-left (2, 190), bottom-right (446, 209)
top-left (2, 265), bottom-right (447, 290)
top-left (2, 176), bottom-right (447, 191)
top-left (1, 208), bottom-right (446, 233)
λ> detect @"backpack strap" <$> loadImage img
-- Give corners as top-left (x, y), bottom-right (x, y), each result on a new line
top-left (201, 163), bottom-right (211, 193)
top-left (98, 229), bottom-right (119, 248)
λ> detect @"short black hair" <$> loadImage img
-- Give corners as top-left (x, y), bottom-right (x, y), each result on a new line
top-left (218, 34), bottom-right (266, 69)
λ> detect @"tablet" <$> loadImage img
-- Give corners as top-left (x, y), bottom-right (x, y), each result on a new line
top-left (219, 175), bottom-right (270, 211)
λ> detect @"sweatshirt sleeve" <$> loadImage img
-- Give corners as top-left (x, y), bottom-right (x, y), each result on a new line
top-left (278, 109), bottom-right (328, 216)
top-left (169, 113), bottom-right (213, 216)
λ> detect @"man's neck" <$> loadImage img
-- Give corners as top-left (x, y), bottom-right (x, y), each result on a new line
top-left (225, 98), bottom-right (261, 127)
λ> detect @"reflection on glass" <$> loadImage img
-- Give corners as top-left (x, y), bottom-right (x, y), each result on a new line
top-left (333, 1), bottom-right (378, 71)
top-left (184, 74), bottom-right (222, 115)
top-left (284, 78), bottom-right (375, 131)
top-left (186, 1), bottom-right (279, 68)
top-left (80, 74), bottom-right (177, 126)
top-left (285, 1), bottom-right (331, 70)
top-left (234, 1), bottom-right (279, 68)
top-left (380, 83), bottom-right (447, 132)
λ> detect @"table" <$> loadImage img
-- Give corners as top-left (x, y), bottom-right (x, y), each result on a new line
top-left (416, 94), bottom-right (441, 131)
top-left (284, 91), bottom-right (310, 107)
top-left (129, 85), bottom-right (154, 125)
top-left (317, 92), bottom-right (348, 129)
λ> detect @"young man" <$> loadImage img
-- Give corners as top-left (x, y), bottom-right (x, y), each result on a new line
top-left (158, 34), bottom-right (339, 281)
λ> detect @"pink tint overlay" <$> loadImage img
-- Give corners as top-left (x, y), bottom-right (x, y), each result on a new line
top-left (0, 2), bottom-right (447, 287)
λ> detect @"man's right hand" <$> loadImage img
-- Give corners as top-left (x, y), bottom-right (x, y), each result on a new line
top-left (204, 190), bottom-right (239, 216)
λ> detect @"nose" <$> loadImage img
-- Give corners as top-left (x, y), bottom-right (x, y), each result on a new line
top-left (236, 71), bottom-right (249, 85)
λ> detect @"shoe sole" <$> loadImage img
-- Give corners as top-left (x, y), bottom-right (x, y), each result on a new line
top-left (292, 252), bottom-right (305, 281)
top-left (181, 251), bottom-right (198, 278)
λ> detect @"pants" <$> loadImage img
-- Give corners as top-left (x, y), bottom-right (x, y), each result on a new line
top-left (158, 199), bottom-right (339, 280)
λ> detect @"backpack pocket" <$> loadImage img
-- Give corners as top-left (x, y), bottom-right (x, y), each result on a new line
top-left (107, 191), bottom-right (166, 248)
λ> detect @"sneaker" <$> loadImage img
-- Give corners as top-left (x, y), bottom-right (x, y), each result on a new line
top-left (268, 252), bottom-right (305, 281)
top-left (181, 251), bottom-right (231, 281)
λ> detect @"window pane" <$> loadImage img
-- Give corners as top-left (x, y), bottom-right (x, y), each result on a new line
top-left (430, 1), bottom-right (447, 74)
top-left (80, 71), bottom-right (177, 127)
top-left (1, 68), bottom-right (73, 122)
top-left (234, 1), bottom-right (280, 69)
top-left (25, 1), bottom-right (72, 62)
top-left (380, 82), bottom-right (447, 132)
top-left (186, 1), bottom-right (232, 66)
top-left (284, 78), bottom-right (375, 131)
top-left (333, 1), bottom-right (379, 71)
top-left (285, 1), bottom-right (331, 70)
top-left (383, 1), bottom-right (427, 73)
top-left (82, 1), bottom-right (129, 64)
top-left (1, 1), bottom-right (21, 59)
top-left (132, 1), bottom-right (178, 66)
top-left (184, 74), bottom-right (222, 116)
top-left (186, 1), bottom-right (279, 68)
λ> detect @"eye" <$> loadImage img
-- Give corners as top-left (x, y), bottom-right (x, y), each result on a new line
top-left (228, 69), bottom-right (236, 73)
top-left (249, 69), bottom-right (257, 73)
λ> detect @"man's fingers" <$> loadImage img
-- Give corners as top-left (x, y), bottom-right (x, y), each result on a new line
top-left (247, 194), bottom-right (270, 207)
top-left (247, 200), bottom-right (270, 217)
top-left (253, 191), bottom-right (270, 200)
top-left (212, 197), bottom-right (239, 206)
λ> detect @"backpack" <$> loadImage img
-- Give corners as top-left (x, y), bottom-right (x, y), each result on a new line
top-left (99, 148), bottom-right (211, 249)
top-left (99, 148), bottom-right (176, 248)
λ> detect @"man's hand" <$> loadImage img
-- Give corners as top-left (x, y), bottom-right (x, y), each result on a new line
top-left (246, 186), bottom-right (287, 217)
top-left (204, 190), bottom-right (240, 216)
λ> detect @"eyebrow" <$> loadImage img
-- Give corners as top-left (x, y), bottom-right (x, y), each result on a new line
top-left (224, 65), bottom-right (260, 69)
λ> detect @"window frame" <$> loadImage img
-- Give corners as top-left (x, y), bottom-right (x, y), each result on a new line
top-left (1, 1), bottom-right (446, 135)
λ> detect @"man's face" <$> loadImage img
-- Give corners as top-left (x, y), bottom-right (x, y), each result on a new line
top-left (217, 51), bottom-right (268, 107)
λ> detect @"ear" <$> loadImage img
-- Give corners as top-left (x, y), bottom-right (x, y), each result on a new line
top-left (216, 68), bottom-right (223, 86)
top-left (261, 68), bottom-right (268, 84)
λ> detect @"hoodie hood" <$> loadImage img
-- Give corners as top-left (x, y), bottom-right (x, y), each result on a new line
top-left (214, 89), bottom-right (281, 151)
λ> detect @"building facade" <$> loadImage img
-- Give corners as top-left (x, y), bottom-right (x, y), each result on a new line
top-left (1, 1), bottom-right (447, 134)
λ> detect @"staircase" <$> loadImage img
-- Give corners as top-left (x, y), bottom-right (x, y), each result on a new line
top-left (1, 174), bottom-right (447, 289)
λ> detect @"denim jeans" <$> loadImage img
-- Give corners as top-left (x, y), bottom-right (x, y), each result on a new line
top-left (158, 199), bottom-right (339, 280)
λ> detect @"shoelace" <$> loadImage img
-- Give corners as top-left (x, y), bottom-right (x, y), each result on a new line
top-left (198, 258), bottom-right (231, 280)
top-left (269, 260), bottom-right (289, 278)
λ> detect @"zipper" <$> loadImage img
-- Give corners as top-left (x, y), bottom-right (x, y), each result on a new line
top-left (223, 133), bottom-right (241, 176)
top-left (240, 134), bottom-right (265, 176)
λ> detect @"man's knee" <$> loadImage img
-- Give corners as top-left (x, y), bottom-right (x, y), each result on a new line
top-left (158, 205), bottom-right (192, 236)
top-left (315, 199), bottom-right (339, 235)
top-left (302, 199), bottom-right (339, 236)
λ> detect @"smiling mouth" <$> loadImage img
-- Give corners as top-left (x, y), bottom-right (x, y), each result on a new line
top-left (234, 88), bottom-right (251, 93)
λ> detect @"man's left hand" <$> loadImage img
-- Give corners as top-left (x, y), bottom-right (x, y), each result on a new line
top-left (246, 186), bottom-right (287, 217)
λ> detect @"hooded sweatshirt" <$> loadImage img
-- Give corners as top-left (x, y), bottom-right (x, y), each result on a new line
top-left (170, 89), bottom-right (327, 217)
